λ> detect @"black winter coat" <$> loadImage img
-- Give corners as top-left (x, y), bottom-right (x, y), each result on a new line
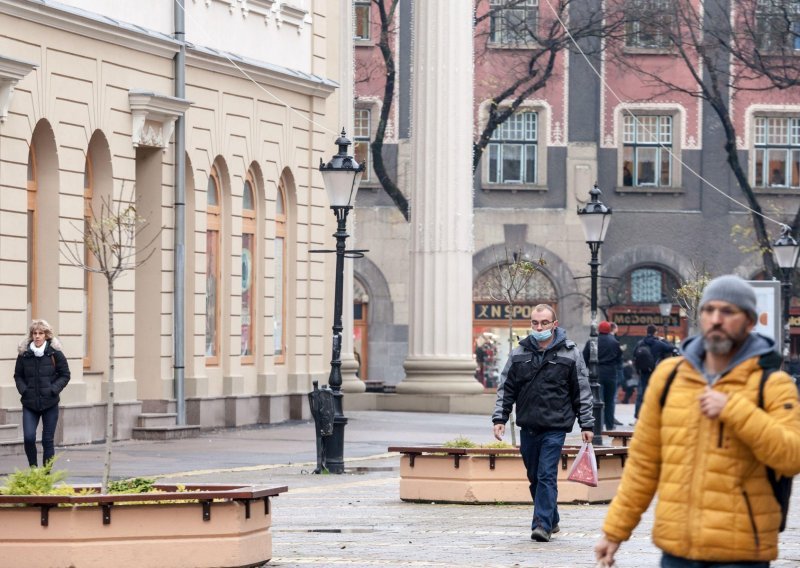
top-left (582, 333), bottom-right (622, 380)
top-left (14, 339), bottom-right (71, 412)
top-left (498, 336), bottom-right (587, 432)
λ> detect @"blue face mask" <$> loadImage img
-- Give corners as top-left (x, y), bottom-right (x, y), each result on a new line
top-left (530, 328), bottom-right (552, 342)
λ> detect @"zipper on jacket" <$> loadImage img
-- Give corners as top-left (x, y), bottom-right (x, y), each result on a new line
top-left (742, 490), bottom-right (760, 550)
top-left (717, 423), bottom-right (724, 448)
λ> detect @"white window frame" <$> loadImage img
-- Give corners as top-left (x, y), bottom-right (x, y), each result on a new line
top-left (755, 0), bottom-right (800, 52)
top-left (753, 115), bottom-right (800, 189)
top-left (487, 111), bottom-right (539, 185)
top-left (625, 0), bottom-right (673, 50)
top-left (621, 114), bottom-right (675, 188)
top-left (354, 1), bottom-right (371, 41)
top-left (354, 107), bottom-right (371, 182)
top-left (488, 0), bottom-right (539, 47)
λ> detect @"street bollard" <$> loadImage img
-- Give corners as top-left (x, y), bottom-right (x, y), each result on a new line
top-left (307, 380), bottom-right (335, 474)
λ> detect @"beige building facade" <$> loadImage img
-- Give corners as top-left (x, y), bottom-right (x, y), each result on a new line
top-left (0, 0), bottom-right (349, 445)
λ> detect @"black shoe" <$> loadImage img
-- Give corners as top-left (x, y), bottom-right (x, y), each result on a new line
top-left (614, 418), bottom-right (623, 426)
top-left (531, 526), bottom-right (551, 542)
top-left (551, 524), bottom-right (560, 534)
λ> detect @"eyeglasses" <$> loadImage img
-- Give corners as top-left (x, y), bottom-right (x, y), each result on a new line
top-left (700, 305), bottom-right (743, 318)
top-left (531, 320), bottom-right (554, 328)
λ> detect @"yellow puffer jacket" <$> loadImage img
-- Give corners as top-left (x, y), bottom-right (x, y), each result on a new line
top-left (603, 355), bottom-right (800, 562)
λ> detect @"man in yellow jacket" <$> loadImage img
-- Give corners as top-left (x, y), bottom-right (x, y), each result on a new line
top-left (595, 275), bottom-right (800, 567)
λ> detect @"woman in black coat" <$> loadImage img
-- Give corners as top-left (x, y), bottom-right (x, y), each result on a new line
top-left (14, 319), bottom-right (70, 467)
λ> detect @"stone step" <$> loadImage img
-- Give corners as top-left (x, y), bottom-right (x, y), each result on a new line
top-left (0, 424), bottom-right (19, 441)
top-left (131, 425), bottom-right (201, 441)
top-left (0, 439), bottom-right (24, 457)
top-left (137, 413), bottom-right (178, 428)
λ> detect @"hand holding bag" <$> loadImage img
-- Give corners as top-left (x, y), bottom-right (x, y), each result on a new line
top-left (567, 442), bottom-right (599, 487)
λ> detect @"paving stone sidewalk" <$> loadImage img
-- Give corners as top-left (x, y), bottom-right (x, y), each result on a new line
top-left (4, 407), bottom-right (800, 567)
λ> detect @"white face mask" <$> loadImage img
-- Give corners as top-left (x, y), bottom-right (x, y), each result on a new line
top-left (530, 329), bottom-right (552, 342)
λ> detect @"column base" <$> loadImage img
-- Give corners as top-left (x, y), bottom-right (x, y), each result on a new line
top-left (397, 357), bottom-right (482, 394)
top-left (341, 353), bottom-right (366, 393)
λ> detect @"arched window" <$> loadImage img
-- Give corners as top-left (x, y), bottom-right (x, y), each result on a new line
top-left (83, 157), bottom-right (93, 368)
top-left (274, 181), bottom-right (287, 364)
top-left (241, 172), bottom-right (256, 363)
top-left (206, 166), bottom-right (221, 365)
top-left (26, 147), bottom-right (37, 321)
top-left (623, 266), bottom-right (680, 304)
top-left (473, 265), bottom-right (558, 303)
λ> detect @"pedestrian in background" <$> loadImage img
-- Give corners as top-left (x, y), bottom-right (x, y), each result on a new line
top-left (14, 319), bottom-right (71, 468)
top-left (632, 324), bottom-right (675, 420)
top-left (583, 321), bottom-right (622, 431)
top-left (621, 359), bottom-right (637, 404)
top-left (492, 304), bottom-right (595, 543)
top-left (610, 322), bottom-right (627, 423)
top-left (595, 275), bottom-right (800, 567)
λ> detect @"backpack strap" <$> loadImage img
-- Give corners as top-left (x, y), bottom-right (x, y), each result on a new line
top-left (756, 365), bottom-right (793, 532)
top-left (658, 359), bottom-right (684, 408)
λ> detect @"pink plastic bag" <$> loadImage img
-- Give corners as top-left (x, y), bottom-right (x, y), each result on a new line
top-left (567, 442), bottom-right (598, 487)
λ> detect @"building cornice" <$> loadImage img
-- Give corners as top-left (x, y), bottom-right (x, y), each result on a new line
top-left (186, 46), bottom-right (337, 98)
top-left (0, 0), bottom-right (181, 59)
top-left (0, 0), bottom-right (336, 99)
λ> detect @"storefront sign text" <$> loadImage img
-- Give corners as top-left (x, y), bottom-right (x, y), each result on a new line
top-left (474, 303), bottom-right (534, 321)
top-left (611, 312), bottom-right (681, 327)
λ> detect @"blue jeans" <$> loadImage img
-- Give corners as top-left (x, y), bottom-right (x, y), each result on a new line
top-left (661, 552), bottom-right (769, 567)
top-left (635, 371), bottom-right (651, 418)
top-left (22, 405), bottom-right (59, 467)
top-left (520, 428), bottom-right (566, 532)
top-left (600, 373), bottom-right (617, 430)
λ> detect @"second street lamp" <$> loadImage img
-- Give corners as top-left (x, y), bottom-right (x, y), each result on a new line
top-left (773, 225), bottom-right (800, 362)
top-left (313, 129), bottom-right (366, 474)
top-left (658, 295), bottom-right (672, 344)
top-left (577, 183), bottom-right (612, 445)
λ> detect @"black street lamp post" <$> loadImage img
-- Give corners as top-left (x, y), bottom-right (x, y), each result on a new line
top-left (313, 129), bottom-right (365, 474)
top-left (773, 225), bottom-right (799, 362)
top-left (577, 184), bottom-right (612, 445)
top-left (659, 296), bottom-right (673, 344)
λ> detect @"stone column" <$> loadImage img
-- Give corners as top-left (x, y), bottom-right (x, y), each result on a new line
top-left (337, 0), bottom-right (364, 393)
top-left (397, 0), bottom-right (481, 395)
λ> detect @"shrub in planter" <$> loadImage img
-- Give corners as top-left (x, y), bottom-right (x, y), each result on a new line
top-left (0, 459), bottom-right (287, 568)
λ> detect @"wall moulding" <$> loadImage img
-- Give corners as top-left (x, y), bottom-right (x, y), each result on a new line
top-left (0, 55), bottom-right (37, 123)
top-left (128, 90), bottom-right (192, 150)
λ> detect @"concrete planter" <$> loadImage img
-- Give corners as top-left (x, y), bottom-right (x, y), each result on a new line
top-left (0, 484), bottom-right (287, 568)
top-left (388, 445), bottom-right (627, 504)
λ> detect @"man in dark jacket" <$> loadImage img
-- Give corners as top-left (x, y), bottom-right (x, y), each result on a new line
top-left (633, 325), bottom-right (676, 419)
top-left (492, 304), bottom-right (595, 543)
top-left (583, 321), bottom-right (623, 431)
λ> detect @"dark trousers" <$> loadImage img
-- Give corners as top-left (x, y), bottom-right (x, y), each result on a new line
top-left (22, 405), bottom-right (59, 467)
top-left (599, 373), bottom-right (617, 430)
top-left (635, 371), bottom-right (652, 418)
top-left (661, 552), bottom-right (769, 567)
top-left (520, 428), bottom-right (566, 532)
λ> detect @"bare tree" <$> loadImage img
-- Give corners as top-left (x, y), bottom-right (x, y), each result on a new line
top-left (608, 0), bottom-right (800, 278)
top-left (358, 0), bottom-right (409, 220)
top-left (60, 186), bottom-right (160, 492)
top-left (726, 0), bottom-right (800, 91)
top-left (356, 0), bottom-right (624, 219)
top-left (485, 247), bottom-right (546, 352)
top-left (483, 247), bottom-right (545, 444)
top-left (674, 262), bottom-right (712, 334)
top-left (472, 0), bottom-right (626, 172)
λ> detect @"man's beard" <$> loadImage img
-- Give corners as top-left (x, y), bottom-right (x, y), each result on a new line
top-left (704, 335), bottom-right (735, 355)
top-left (703, 326), bottom-right (747, 355)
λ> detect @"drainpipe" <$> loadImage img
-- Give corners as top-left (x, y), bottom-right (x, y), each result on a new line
top-left (173, 0), bottom-right (187, 425)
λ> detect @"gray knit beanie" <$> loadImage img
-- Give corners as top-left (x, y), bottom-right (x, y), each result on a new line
top-left (699, 275), bottom-right (757, 320)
